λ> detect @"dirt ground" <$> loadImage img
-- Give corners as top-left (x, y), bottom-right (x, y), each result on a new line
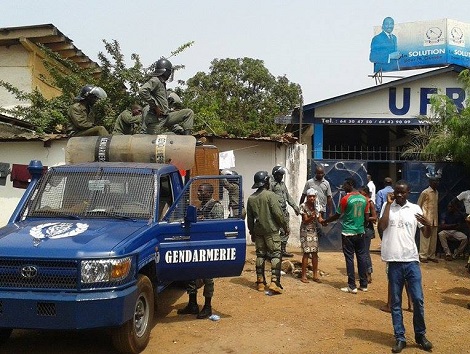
top-left (2, 239), bottom-right (469, 354)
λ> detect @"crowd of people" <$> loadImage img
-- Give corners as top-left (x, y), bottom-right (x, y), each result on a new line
top-left (245, 166), bottom-right (470, 353)
top-left (66, 65), bottom-right (469, 349)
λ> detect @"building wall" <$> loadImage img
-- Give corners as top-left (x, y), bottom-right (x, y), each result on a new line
top-left (0, 42), bottom-right (62, 109)
top-left (0, 45), bottom-right (31, 108)
top-left (0, 140), bottom-right (67, 226)
top-left (315, 71), bottom-right (462, 120)
top-left (212, 137), bottom-right (307, 247)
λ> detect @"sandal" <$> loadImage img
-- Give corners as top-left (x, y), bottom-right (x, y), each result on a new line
top-left (312, 278), bottom-right (322, 283)
top-left (300, 278), bottom-right (309, 283)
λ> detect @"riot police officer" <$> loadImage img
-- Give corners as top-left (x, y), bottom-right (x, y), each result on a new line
top-left (67, 85), bottom-right (109, 136)
top-left (220, 169), bottom-right (246, 219)
top-left (246, 171), bottom-right (289, 294)
top-left (139, 58), bottom-right (195, 135)
top-left (269, 165), bottom-right (300, 257)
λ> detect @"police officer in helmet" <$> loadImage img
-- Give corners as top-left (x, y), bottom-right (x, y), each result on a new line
top-left (139, 58), bottom-right (195, 136)
top-left (67, 85), bottom-right (109, 136)
top-left (270, 165), bottom-right (300, 257)
top-left (246, 171), bottom-right (289, 294)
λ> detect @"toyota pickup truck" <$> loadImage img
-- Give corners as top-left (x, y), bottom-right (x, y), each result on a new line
top-left (0, 135), bottom-right (246, 353)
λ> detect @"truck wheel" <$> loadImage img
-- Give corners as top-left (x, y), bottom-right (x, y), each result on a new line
top-left (0, 329), bottom-right (12, 343)
top-left (112, 275), bottom-right (154, 354)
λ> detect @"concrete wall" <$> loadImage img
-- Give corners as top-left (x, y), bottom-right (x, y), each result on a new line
top-left (0, 140), bottom-right (67, 226)
top-left (0, 138), bottom-right (308, 248)
top-left (0, 45), bottom-right (31, 108)
top-left (0, 42), bottom-right (62, 110)
top-left (212, 137), bottom-right (307, 247)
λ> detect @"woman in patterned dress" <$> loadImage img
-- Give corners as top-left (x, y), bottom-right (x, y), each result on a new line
top-left (299, 188), bottom-right (324, 283)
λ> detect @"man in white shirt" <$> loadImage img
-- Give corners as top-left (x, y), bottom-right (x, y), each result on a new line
top-left (367, 174), bottom-right (376, 203)
top-left (378, 180), bottom-right (433, 353)
top-left (454, 190), bottom-right (470, 215)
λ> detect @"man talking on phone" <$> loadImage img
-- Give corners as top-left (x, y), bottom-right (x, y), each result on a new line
top-left (378, 180), bottom-right (433, 353)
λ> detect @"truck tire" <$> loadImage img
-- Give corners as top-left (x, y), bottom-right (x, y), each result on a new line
top-left (0, 329), bottom-right (12, 343)
top-left (112, 275), bottom-right (154, 354)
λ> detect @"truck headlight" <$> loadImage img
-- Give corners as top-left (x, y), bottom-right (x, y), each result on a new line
top-left (81, 257), bottom-right (132, 283)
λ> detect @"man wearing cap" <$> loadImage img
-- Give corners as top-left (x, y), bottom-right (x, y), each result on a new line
top-left (417, 174), bottom-right (440, 263)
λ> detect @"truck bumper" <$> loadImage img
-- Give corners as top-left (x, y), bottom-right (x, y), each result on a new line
top-left (0, 285), bottom-right (138, 330)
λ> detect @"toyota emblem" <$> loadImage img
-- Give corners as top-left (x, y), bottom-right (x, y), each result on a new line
top-left (21, 265), bottom-right (38, 279)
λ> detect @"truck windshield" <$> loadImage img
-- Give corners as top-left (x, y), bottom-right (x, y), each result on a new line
top-left (27, 170), bottom-right (155, 220)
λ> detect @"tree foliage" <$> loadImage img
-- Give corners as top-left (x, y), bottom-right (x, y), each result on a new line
top-left (181, 57), bottom-right (301, 136)
top-left (402, 69), bottom-right (470, 168)
top-left (1, 42), bottom-right (299, 138)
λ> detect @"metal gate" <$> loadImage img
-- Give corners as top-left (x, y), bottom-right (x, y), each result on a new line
top-left (314, 160), bottom-right (470, 251)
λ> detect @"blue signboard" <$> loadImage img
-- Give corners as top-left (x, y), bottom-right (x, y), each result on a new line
top-left (370, 18), bottom-right (470, 73)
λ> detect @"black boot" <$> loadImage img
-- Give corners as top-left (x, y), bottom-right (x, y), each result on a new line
top-left (183, 129), bottom-right (193, 136)
top-left (281, 244), bottom-right (294, 258)
top-left (177, 293), bottom-right (199, 315)
top-left (196, 297), bottom-right (212, 319)
top-left (171, 124), bottom-right (185, 135)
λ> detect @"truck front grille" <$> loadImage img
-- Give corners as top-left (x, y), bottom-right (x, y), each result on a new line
top-left (0, 259), bottom-right (78, 290)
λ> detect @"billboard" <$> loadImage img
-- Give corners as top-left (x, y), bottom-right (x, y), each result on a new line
top-left (370, 18), bottom-right (470, 73)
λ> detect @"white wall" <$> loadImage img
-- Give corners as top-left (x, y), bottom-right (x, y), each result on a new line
top-left (212, 137), bottom-right (307, 247)
top-left (0, 45), bottom-right (32, 108)
top-left (0, 140), bottom-right (67, 226)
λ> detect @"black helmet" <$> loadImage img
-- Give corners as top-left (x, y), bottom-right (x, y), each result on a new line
top-left (252, 171), bottom-right (269, 189)
top-left (272, 165), bottom-right (286, 176)
top-left (154, 58), bottom-right (173, 81)
top-left (76, 85), bottom-right (107, 101)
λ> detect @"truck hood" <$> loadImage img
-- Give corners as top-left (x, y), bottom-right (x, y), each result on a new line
top-left (0, 219), bottom-right (148, 258)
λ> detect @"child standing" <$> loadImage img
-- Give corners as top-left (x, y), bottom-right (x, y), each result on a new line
top-left (299, 188), bottom-right (324, 283)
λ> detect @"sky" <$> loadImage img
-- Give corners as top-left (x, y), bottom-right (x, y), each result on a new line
top-left (3, 0), bottom-right (470, 104)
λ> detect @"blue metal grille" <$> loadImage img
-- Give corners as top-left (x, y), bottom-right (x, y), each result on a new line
top-left (0, 259), bottom-right (78, 290)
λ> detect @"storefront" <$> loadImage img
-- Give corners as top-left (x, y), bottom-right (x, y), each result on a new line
top-left (300, 65), bottom-right (470, 249)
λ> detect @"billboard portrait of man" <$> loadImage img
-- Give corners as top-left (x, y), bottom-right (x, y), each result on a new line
top-left (369, 17), bottom-right (403, 72)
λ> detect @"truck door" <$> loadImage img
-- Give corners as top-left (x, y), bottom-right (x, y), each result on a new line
top-left (155, 175), bottom-right (246, 281)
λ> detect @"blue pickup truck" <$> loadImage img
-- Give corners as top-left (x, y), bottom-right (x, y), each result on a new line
top-left (0, 150), bottom-right (246, 353)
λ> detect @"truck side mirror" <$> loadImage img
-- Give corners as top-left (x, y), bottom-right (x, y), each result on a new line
top-left (185, 205), bottom-right (198, 224)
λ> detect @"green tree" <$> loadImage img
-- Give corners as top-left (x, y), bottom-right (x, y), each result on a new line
top-left (181, 57), bottom-right (301, 137)
top-left (402, 69), bottom-right (470, 168)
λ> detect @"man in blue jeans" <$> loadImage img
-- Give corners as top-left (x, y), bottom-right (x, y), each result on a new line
top-left (378, 180), bottom-right (433, 353)
top-left (323, 177), bottom-right (370, 293)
